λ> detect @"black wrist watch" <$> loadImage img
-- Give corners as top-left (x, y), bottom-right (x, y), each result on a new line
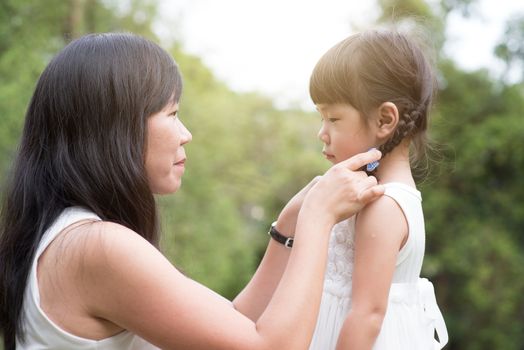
top-left (268, 221), bottom-right (294, 248)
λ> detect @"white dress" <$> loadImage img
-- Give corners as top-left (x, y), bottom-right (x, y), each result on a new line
top-left (17, 207), bottom-right (160, 350)
top-left (309, 183), bottom-right (448, 350)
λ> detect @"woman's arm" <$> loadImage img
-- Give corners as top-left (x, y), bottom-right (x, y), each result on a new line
top-left (233, 177), bottom-right (320, 321)
top-left (335, 196), bottom-right (407, 350)
top-left (82, 151), bottom-right (383, 350)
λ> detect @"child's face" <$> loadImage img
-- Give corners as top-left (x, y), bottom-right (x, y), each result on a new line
top-left (316, 103), bottom-right (377, 164)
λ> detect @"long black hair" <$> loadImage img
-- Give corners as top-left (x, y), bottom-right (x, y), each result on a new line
top-left (0, 33), bottom-right (182, 348)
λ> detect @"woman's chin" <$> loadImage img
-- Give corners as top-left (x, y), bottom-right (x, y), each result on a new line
top-left (151, 178), bottom-right (182, 195)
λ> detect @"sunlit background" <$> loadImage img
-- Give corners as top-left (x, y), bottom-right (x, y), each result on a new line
top-left (1, 0), bottom-right (523, 349)
top-left (156, 0), bottom-right (523, 109)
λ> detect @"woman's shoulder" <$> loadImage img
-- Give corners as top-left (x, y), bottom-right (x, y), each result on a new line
top-left (37, 215), bottom-right (170, 340)
top-left (82, 220), bottom-right (151, 245)
top-left (49, 217), bottom-right (169, 301)
top-left (58, 218), bottom-right (182, 326)
top-left (67, 219), bottom-right (165, 273)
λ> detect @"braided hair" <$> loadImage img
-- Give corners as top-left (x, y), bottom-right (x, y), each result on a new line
top-left (379, 103), bottom-right (425, 157)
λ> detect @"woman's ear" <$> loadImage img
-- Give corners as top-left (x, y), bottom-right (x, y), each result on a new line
top-left (375, 102), bottom-right (399, 140)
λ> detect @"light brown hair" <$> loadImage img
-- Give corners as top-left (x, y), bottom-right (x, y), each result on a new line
top-left (310, 29), bottom-right (436, 163)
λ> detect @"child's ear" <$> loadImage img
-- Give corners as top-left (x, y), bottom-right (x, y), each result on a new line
top-left (376, 102), bottom-right (399, 139)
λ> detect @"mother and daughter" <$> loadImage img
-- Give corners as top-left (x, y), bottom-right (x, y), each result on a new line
top-left (0, 27), bottom-right (447, 349)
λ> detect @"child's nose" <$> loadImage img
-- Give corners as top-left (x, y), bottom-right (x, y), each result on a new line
top-left (317, 128), bottom-right (329, 144)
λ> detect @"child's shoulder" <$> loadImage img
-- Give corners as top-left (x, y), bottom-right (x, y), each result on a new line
top-left (353, 193), bottom-right (408, 254)
top-left (383, 182), bottom-right (421, 202)
top-left (358, 189), bottom-right (406, 222)
top-left (355, 182), bottom-right (415, 240)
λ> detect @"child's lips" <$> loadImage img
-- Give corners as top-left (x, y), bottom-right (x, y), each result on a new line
top-left (322, 151), bottom-right (335, 161)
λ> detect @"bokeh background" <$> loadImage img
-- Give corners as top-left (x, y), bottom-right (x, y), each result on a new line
top-left (1, 0), bottom-right (523, 349)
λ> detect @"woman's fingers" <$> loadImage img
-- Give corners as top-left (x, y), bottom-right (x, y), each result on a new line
top-left (339, 149), bottom-right (382, 171)
top-left (301, 150), bottom-right (384, 224)
top-left (357, 176), bottom-right (385, 204)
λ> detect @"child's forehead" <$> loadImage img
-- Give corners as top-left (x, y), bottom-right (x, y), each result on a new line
top-left (316, 103), bottom-right (359, 114)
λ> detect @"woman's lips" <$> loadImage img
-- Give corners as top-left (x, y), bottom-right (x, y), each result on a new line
top-left (174, 158), bottom-right (186, 166)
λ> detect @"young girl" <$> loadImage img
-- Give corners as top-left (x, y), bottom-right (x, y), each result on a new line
top-left (308, 29), bottom-right (448, 350)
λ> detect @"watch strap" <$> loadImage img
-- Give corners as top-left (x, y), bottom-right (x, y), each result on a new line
top-left (268, 221), bottom-right (294, 248)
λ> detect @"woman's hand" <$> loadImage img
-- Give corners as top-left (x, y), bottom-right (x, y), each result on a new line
top-left (302, 149), bottom-right (384, 227)
top-left (233, 149), bottom-right (383, 341)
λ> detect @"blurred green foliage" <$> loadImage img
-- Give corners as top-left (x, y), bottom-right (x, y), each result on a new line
top-left (1, 0), bottom-right (523, 349)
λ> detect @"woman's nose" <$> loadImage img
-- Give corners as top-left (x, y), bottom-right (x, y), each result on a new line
top-left (178, 120), bottom-right (192, 145)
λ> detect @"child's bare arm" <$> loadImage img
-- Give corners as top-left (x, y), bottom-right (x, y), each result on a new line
top-left (336, 196), bottom-right (407, 349)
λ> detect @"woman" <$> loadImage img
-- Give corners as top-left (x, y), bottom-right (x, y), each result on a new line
top-left (0, 33), bottom-right (383, 349)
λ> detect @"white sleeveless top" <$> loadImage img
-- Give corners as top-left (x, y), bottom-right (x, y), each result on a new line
top-left (16, 207), bottom-right (160, 349)
top-left (309, 183), bottom-right (448, 350)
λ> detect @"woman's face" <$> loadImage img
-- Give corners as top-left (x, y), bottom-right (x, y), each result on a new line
top-left (145, 102), bottom-right (192, 194)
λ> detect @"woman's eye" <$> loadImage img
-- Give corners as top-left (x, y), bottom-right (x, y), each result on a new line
top-left (328, 118), bottom-right (339, 123)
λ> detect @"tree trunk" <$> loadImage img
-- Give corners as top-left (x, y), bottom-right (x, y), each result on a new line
top-left (64, 0), bottom-right (85, 40)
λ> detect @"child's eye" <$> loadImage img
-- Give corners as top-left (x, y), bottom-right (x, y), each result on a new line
top-left (328, 118), bottom-right (339, 123)
top-left (169, 111), bottom-right (178, 119)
